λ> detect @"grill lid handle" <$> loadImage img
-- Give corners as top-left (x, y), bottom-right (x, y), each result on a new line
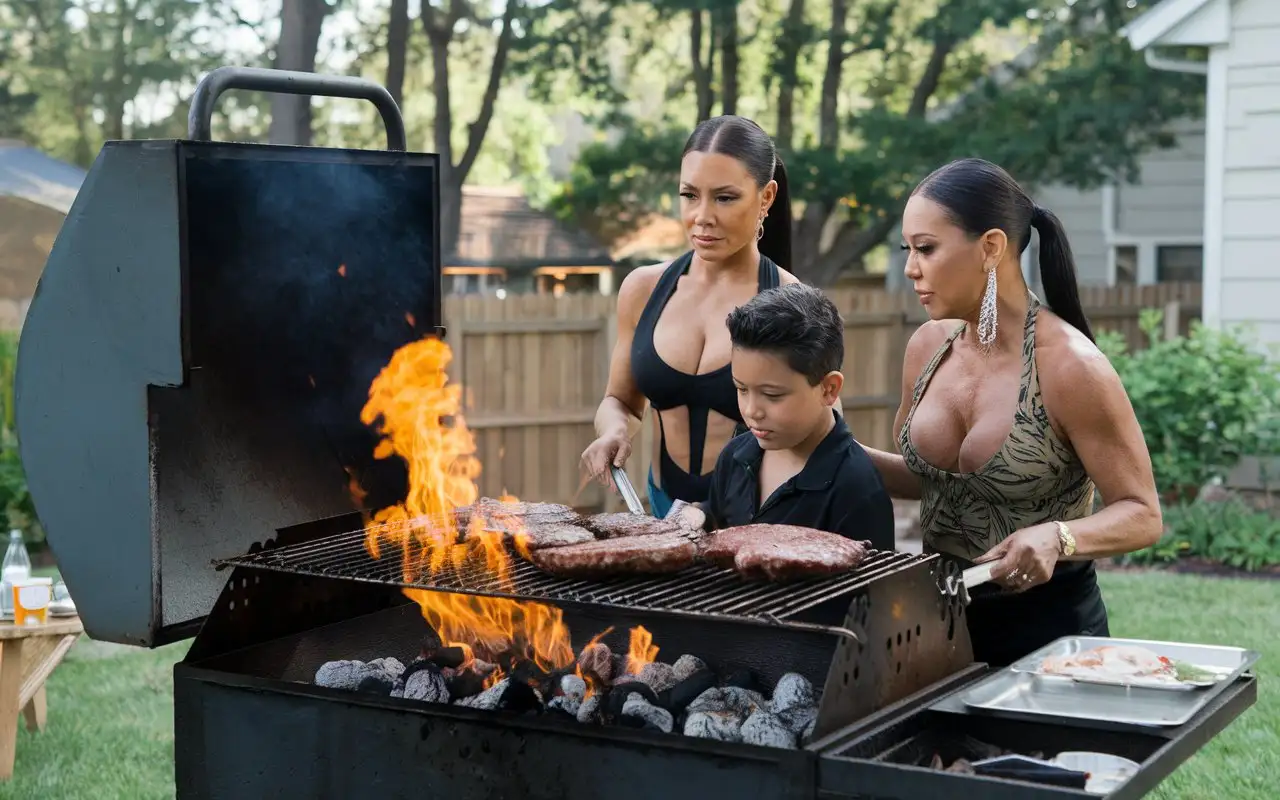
top-left (187, 66), bottom-right (408, 151)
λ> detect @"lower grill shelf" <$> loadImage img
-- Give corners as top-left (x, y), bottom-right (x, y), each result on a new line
top-left (214, 525), bottom-right (936, 637)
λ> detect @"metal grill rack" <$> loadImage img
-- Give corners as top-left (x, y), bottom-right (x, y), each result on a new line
top-left (215, 524), bottom-right (935, 638)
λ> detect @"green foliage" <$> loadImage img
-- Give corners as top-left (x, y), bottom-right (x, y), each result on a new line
top-left (1097, 311), bottom-right (1280, 501)
top-left (0, 332), bottom-right (39, 546)
top-left (1121, 498), bottom-right (1280, 573)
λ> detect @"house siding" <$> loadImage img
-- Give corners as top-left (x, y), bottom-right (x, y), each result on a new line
top-left (1218, 0), bottom-right (1280, 348)
top-left (1030, 185), bottom-right (1108, 284)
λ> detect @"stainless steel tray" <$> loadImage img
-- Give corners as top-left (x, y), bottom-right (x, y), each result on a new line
top-left (955, 669), bottom-right (1220, 727)
top-left (1008, 636), bottom-right (1259, 692)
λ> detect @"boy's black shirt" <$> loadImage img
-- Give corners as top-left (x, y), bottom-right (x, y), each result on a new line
top-left (704, 412), bottom-right (896, 551)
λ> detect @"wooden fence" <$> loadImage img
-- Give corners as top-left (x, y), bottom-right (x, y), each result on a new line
top-left (446, 282), bottom-right (1203, 511)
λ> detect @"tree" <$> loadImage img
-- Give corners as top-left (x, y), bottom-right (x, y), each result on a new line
top-left (548, 0), bottom-right (1205, 285)
top-left (270, 0), bottom-right (335, 145)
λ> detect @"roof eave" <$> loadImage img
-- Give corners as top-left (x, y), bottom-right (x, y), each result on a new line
top-left (1122, 0), bottom-right (1231, 51)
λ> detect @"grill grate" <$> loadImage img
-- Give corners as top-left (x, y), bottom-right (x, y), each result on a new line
top-left (216, 524), bottom-right (936, 638)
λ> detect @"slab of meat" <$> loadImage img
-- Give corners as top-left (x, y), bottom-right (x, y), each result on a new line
top-left (702, 524), bottom-right (871, 581)
top-left (528, 532), bottom-right (699, 578)
top-left (456, 498), bottom-right (593, 550)
top-left (586, 512), bottom-right (683, 539)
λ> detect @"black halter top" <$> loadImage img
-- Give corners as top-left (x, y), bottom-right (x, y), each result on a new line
top-left (630, 250), bottom-right (781, 503)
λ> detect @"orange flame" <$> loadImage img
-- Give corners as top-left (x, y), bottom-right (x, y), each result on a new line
top-left (405, 311), bottom-right (416, 327)
top-left (626, 625), bottom-right (659, 675)
top-left (358, 337), bottom-right (575, 672)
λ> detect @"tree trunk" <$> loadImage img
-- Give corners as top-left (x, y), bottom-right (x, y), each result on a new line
top-left (269, 0), bottom-right (329, 146)
top-left (717, 1), bottom-right (739, 116)
top-left (102, 1), bottom-right (132, 141)
top-left (690, 10), bottom-right (714, 122)
top-left (774, 0), bottom-right (806, 150)
top-left (385, 0), bottom-right (410, 108)
top-left (425, 0), bottom-right (519, 260)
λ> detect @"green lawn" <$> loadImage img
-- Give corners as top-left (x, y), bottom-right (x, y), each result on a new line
top-left (0, 571), bottom-right (1274, 799)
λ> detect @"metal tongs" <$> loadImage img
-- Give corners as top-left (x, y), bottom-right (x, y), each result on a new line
top-left (609, 465), bottom-right (646, 515)
top-left (945, 562), bottom-right (997, 605)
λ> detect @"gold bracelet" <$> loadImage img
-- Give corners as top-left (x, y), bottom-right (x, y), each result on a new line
top-left (1055, 520), bottom-right (1077, 557)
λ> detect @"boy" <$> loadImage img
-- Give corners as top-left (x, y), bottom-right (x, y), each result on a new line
top-left (684, 283), bottom-right (895, 551)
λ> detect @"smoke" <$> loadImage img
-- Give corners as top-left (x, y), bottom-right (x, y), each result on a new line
top-left (181, 144), bottom-right (444, 513)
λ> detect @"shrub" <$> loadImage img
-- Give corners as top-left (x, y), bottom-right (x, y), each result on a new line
top-left (0, 332), bottom-right (41, 546)
top-left (1121, 497), bottom-right (1280, 572)
top-left (1096, 310), bottom-right (1280, 502)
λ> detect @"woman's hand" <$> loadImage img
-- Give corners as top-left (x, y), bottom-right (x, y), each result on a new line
top-left (581, 429), bottom-right (633, 489)
top-left (974, 523), bottom-right (1061, 592)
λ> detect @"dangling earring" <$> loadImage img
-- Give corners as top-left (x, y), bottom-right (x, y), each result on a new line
top-left (977, 267), bottom-right (998, 348)
top-left (756, 216), bottom-right (765, 241)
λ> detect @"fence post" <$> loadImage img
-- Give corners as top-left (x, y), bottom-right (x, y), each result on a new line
top-left (1163, 301), bottom-right (1181, 342)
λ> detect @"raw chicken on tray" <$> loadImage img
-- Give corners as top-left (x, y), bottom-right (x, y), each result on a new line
top-left (1038, 645), bottom-right (1220, 686)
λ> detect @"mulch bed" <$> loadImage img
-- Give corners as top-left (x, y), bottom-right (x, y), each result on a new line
top-left (1097, 558), bottom-right (1280, 581)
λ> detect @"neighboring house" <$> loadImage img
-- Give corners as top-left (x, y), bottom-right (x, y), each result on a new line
top-left (448, 186), bottom-right (616, 297)
top-left (1125, 0), bottom-right (1280, 348)
top-left (0, 141), bottom-right (86, 330)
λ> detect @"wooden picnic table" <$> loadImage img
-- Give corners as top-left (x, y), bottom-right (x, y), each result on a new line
top-left (0, 615), bottom-right (83, 780)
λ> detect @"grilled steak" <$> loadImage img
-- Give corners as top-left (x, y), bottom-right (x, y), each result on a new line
top-left (456, 498), bottom-right (593, 550)
top-left (586, 512), bottom-right (683, 539)
top-left (528, 531), bottom-right (700, 578)
top-left (702, 524), bottom-right (871, 581)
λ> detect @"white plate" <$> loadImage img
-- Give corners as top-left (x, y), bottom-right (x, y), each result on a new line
top-left (1053, 751), bottom-right (1139, 794)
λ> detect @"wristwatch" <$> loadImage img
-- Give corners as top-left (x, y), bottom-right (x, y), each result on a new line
top-left (1054, 521), bottom-right (1077, 557)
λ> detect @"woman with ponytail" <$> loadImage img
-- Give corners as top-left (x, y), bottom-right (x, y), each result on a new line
top-left (862, 157), bottom-right (1163, 666)
top-left (581, 115), bottom-right (802, 517)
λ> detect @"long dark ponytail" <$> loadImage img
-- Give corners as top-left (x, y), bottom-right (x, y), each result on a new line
top-left (914, 157), bottom-right (1094, 342)
top-left (1030, 205), bottom-right (1094, 342)
top-left (683, 115), bottom-right (793, 269)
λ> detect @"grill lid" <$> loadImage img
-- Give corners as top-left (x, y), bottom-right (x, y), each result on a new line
top-left (15, 68), bottom-right (442, 647)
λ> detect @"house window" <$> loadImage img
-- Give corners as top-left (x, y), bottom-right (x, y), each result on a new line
top-left (1114, 245), bottom-right (1138, 285)
top-left (1156, 246), bottom-right (1203, 283)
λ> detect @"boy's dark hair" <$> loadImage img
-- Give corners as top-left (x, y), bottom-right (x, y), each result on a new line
top-left (725, 284), bottom-right (844, 385)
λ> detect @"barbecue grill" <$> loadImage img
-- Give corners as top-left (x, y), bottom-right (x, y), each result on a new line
top-left (14, 67), bottom-right (1257, 799)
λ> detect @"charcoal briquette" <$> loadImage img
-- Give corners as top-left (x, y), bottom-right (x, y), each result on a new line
top-left (399, 657), bottom-right (436, 687)
top-left (637, 662), bottom-right (677, 694)
top-left (621, 694), bottom-right (674, 734)
top-left (315, 660), bottom-right (397, 692)
top-left (687, 686), bottom-right (765, 718)
top-left (770, 672), bottom-right (816, 714)
top-left (723, 668), bottom-right (762, 694)
top-left (355, 673), bottom-right (395, 695)
top-left (606, 680), bottom-right (660, 721)
top-left (576, 694), bottom-right (602, 725)
top-left (498, 681), bottom-right (543, 715)
top-left (559, 674), bottom-right (588, 705)
top-left (458, 679), bottom-right (509, 711)
top-left (672, 654), bottom-right (707, 683)
top-left (683, 710), bottom-right (743, 743)
top-left (446, 670), bottom-right (488, 701)
top-left (548, 694), bottom-right (582, 718)
top-left (429, 646), bottom-right (468, 670)
top-left (662, 669), bottom-right (718, 714)
top-left (420, 629), bottom-right (444, 658)
top-left (740, 710), bottom-right (798, 750)
top-left (403, 667), bottom-right (450, 703)
top-left (577, 643), bottom-right (614, 684)
top-left (778, 705), bottom-right (818, 737)
top-left (368, 657), bottom-right (406, 684)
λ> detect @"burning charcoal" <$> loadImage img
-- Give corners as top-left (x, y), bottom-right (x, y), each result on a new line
top-left (687, 686), bottom-right (766, 718)
top-left (420, 629), bottom-right (444, 658)
top-left (741, 710), bottom-right (798, 750)
top-left (606, 681), bottom-right (660, 721)
top-left (770, 673), bottom-right (816, 714)
top-left (683, 710), bottom-right (743, 743)
top-left (499, 681), bottom-right (544, 715)
top-left (315, 660), bottom-right (398, 692)
top-left (577, 643), bottom-right (614, 684)
top-left (548, 695), bottom-right (580, 718)
top-left (458, 679), bottom-right (509, 711)
top-left (369, 657), bottom-right (406, 684)
top-left (428, 646), bottom-right (468, 670)
top-left (777, 705), bottom-right (818, 738)
top-left (672, 654), bottom-right (707, 683)
top-left (638, 662), bottom-right (677, 694)
top-left (662, 669), bottom-right (718, 715)
top-left (403, 668), bottom-right (450, 703)
top-left (723, 668), bottom-right (762, 694)
top-left (399, 657), bottom-right (435, 688)
top-left (576, 694), bottom-right (602, 725)
top-left (391, 687), bottom-right (405, 698)
top-left (445, 670), bottom-right (488, 701)
top-left (356, 673), bottom-right (396, 695)
top-left (620, 694), bottom-right (674, 734)
top-left (560, 674), bottom-right (588, 705)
